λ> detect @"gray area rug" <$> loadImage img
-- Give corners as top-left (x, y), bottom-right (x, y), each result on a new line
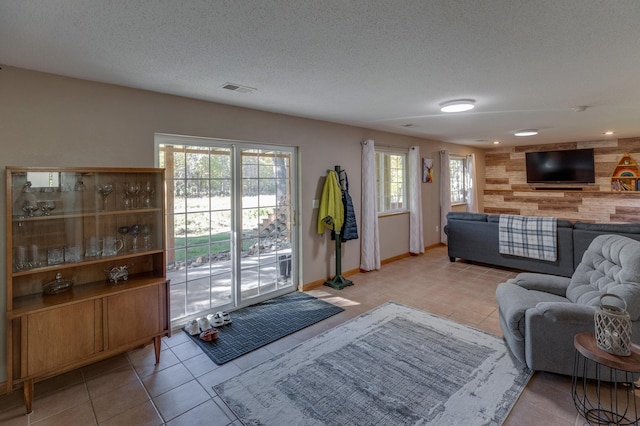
top-left (214, 302), bottom-right (532, 426)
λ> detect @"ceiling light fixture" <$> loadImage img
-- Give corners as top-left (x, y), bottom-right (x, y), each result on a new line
top-left (514, 129), bottom-right (538, 137)
top-left (440, 99), bottom-right (475, 113)
top-left (493, 141), bottom-right (500, 145)
top-left (220, 82), bottom-right (257, 94)
top-left (604, 131), bottom-right (615, 135)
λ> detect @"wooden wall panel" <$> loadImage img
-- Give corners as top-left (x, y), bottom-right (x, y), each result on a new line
top-left (484, 138), bottom-right (640, 223)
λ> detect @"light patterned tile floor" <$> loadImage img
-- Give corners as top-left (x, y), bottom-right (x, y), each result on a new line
top-left (0, 246), bottom-right (609, 425)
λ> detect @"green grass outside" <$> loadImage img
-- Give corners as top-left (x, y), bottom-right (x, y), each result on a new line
top-left (170, 231), bottom-right (255, 262)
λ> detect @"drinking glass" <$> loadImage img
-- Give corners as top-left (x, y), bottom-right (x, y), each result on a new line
top-left (118, 226), bottom-right (130, 251)
top-left (130, 224), bottom-right (140, 252)
top-left (141, 224), bottom-right (152, 250)
top-left (97, 184), bottom-right (113, 211)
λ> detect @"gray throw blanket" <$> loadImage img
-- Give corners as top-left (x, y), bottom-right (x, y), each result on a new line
top-left (498, 214), bottom-right (558, 261)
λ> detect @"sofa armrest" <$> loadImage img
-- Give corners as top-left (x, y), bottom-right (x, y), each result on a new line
top-left (507, 272), bottom-right (571, 297)
top-left (534, 302), bottom-right (595, 322)
top-left (525, 303), bottom-right (597, 375)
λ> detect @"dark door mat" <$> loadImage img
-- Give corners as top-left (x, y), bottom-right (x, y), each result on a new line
top-left (186, 291), bottom-right (345, 365)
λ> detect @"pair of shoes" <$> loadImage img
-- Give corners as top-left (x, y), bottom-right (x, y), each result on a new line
top-left (197, 317), bottom-right (212, 331)
top-left (199, 328), bottom-right (218, 342)
top-left (210, 311), bottom-right (232, 327)
top-left (184, 319), bottom-right (200, 336)
top-left (206, 313), bottom-right (218, 327)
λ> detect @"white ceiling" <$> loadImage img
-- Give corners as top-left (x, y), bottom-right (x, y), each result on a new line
top-left (2, 1), bottom-right (640, 147)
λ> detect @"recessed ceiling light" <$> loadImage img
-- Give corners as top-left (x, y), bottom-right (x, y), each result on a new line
top-left (220, 82), bottom-right (257, 94)
top-left (604, 131), bottom-right (615, 135)
top-left (493, 141), bottom-right (500, 145)
top-left (514, 129), bottom-right (538, 137)
top-left (440, 99), bottom-right (475, 113)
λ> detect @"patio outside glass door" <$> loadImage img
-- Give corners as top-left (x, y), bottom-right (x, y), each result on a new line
top-left (157, 136), bottom-right (298, 326)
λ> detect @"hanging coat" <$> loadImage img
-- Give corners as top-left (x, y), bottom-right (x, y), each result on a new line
top-left (317, 170), bottom-right (344, 234)
top-left (340, 172), bottom-right (358, 241)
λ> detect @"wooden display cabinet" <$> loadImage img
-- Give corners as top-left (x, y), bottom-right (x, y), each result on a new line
top-left (5, 167), bottom-right (170, 413)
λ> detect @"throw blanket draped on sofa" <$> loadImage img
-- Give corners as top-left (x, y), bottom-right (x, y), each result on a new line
top-left (498, 214), bottom-right (558, 261)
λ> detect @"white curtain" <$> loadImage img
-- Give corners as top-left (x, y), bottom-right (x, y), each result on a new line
top-left (466, 153), bottom-right (479, 213)
top-left (408, 146), bottom-right (424, 254)
top-left (440, 150), bottom-right (451, 244)
top-left (360, 139), bottom-right (380, 271)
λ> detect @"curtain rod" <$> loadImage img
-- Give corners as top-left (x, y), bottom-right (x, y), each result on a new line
top-left (361, 140), bottom-right (412, 150)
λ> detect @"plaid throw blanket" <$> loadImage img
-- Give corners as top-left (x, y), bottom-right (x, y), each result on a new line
top-left (498, 214), bottom-right (558, 261)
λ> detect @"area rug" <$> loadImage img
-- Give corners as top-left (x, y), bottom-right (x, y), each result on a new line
top-left (187, 291), bottom-right (344, 365)
top-left (214, 302), bottom-right (532, 425)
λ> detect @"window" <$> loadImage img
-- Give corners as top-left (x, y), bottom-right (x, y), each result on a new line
top-left (450, 156), bottom-right (467, 204)
top-left (375, 150), bottom-right (407, 214)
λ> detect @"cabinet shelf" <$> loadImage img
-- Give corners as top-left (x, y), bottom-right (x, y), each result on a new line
top-left (11, 207), bottom-right (162, 222)
top-left (11, 249), bottom-right (164, 277)
top-left (10, 272), bottom-right (166, 317)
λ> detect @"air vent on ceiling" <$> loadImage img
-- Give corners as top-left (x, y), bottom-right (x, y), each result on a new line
top-left (220, 82), bottom-right (257, 94)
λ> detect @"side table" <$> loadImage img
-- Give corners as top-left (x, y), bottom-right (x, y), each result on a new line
top-left (572, 332), bottom-right (640, 425)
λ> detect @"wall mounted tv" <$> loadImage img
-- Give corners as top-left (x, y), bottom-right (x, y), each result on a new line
top-left (525, 148), bottom-right (595, 184)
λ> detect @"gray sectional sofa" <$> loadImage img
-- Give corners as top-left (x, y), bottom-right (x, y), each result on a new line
top-left (444, 212), bottom-right (640, 277)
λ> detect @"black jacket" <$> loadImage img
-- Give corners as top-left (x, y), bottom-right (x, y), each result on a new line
top-left (340, 172), bottom-right (358, 241)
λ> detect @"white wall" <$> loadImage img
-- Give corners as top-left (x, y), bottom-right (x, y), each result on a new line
top-left (0, 66), bottom-right (486, 382)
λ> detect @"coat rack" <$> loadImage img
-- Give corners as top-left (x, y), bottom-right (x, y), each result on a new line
top-left (324, 165), bottom-right (353, 290)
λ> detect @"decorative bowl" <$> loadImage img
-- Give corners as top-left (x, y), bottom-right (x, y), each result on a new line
top-left (104, 265), bottom-right (130, 283)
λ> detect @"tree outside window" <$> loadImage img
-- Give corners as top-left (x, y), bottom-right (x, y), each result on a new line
top-left (450, 156), bottom-right (467, 204)
top-left (375, 150), bottom-right (407, 214)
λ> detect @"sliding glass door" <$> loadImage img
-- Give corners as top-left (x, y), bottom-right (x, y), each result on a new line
top-left (157, 135), bottom-right (298, 326)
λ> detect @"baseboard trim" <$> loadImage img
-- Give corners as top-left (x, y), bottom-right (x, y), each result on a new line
top-left (299, 244), bottom-right (443, 291)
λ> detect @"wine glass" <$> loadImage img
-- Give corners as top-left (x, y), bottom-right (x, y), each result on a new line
top-left (40, 201), bottom-right (56, 216)
top-left (97, 184), bottom-right (113, 211)
top-left (118, 226), bottom-right (130, 251)
top-left (141, 224), bottom-right (152, 250)
top-left (142, 181), bottom-right (154, 208)
top-left (74, 174), bottom-right (86, 191)
top-left (129, 224), bottom-right (140, 252)
top-left (125, 181), bottom-right (140, 209)
top-left (122, 182), bottom-right (132, 209)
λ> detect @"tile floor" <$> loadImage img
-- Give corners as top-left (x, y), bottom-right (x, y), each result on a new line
top-left (0, 246), bottom-right (610, 425)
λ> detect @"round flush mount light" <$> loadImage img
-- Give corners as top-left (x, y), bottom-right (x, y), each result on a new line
top-left (604, 131), bottom-right (615, 135)
top-left (440, 99), bottom-right (475, 113)
top-left (514, 129), bottom-right (538, 137)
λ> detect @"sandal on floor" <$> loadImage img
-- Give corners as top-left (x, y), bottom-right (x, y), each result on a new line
top-left (199, 328), bottom-right (218, 342)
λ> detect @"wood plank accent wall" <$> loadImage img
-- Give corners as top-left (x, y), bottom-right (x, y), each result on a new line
top-left (484, 137), bottom-right (640, 223)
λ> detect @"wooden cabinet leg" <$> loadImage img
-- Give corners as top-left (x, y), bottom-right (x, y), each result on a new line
top-left (153, 336), bottom-right (161, 364)
top-left (23, 379), bottom-right (34, 414)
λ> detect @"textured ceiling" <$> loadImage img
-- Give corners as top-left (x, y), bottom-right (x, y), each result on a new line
top-left (2, 1), bottom-right (640, 147)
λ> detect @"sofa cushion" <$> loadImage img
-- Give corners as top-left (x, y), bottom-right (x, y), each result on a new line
top-left (446, 212), bottom-right (487, 222)
top-left (487, 214), bottom-right (572, 228)
top-left (567, 234), bottom-right (640, 320)
top-left (573, 222), bottom-right (640, 234)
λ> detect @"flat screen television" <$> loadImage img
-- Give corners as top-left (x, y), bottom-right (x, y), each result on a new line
top-left (525, 148), bottom-right (595, 184)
